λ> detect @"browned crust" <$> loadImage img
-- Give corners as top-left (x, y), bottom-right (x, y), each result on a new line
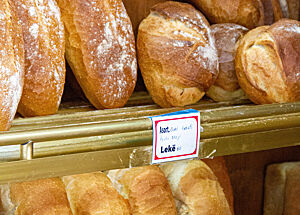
top-left (262, 0), bottom-right (283, 24)
top-left (15, 0), bottom-right (65, 117)
top-left (9, 178), bottom-right (72, 214)
top-left (187, 0), bottom-right (264, 29)
top-left (137, 1), bottom-right (218, 107)
top-left (268, 19), bottom-right (300, 100)
top-left (203, 157), bottom-right (235, 215)
top-left (0, 0), bottom-right (24, 131)
top-left (57, 0), bottom-right (137, 109)
top-left (272, 0), bottom-right (284, 21)
top-left (121, 166), bottom-right (177, 215)
top-left (63, 172), bottom-right (131, 215)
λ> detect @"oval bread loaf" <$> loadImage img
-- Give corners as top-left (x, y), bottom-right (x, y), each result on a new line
top-left (0, 0), bottom-right (24, 131)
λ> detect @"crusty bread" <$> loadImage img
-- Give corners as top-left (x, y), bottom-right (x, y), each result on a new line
top-left (57, 0), bottom-right (137, 109)
top-left (0, 178), bottom-right (72, 215)
top-left (186, 0), bottom-right (264, 29)
top-left (207, 23), bottom-right (248, 102)
top-left (235, 19), bottom-right (300, 104)
top-left (122, 0), bottom-right (169, 35)
top-left (203, 157), bottom-right (234, 215)
top-left (14, 0), bottom-right (65, 117)
top-left (62, 172), bottom-right (131, 215)
top-left (264, 162), bottom-right (300, 215)
top-left (0, 0), bottom-right (24, 131)
top-left (107, 166), bottom-right (177, 215)
top-left (137, 1), bottom-right (218, 107)
top-left (262, 0), bottom-right (283, 24)
top-left (279, 0), bottom-right (300, 20)
top-left (160, 160), bottom-right (232, 215)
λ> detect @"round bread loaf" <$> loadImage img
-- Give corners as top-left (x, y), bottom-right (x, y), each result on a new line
top-left (207, 23), bottom-right (248, 102)
top-left (15, 0), bottom-right (66, 117)
top-left (137, 1), bottom-right (218, 107)
top-left (0, 0), bottom-right (24, 131)
top-left (57, 0), bottom-right (137, 109)
top-left (235, 19), bottom-right (300, 104)
top-left (186, 0), bottom-right (264, 29)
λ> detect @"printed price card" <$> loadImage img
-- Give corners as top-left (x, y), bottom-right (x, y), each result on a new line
top-left (150, 109), bottom-right (201, 164)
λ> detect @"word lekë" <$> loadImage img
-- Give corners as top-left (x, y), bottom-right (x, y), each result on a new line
top-left (161, 145), bottom-right (176, 153)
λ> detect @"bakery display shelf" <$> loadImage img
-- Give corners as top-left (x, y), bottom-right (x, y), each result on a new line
top-left (0, 92), bottom-right (300, 184)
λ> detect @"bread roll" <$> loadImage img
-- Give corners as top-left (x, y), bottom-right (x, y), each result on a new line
top-left (0, 0), bottom-right (24, 131)
top-left (279, 0), bottom-right (300, 20)
top-left (264, 162), bottom-right (300, 215)
top-left (235, 19), bottom-right (300, 104)
top-left (57, 0), bottom-right (137, 109)
top-left (107, 166), bottom-right (177, 215)
top-left (186, 0), bottom-right (264, 29)
top-left (262, 0), bottom-right (283, 24)
top-left (207, 23), bottom-right (248, 102)
top-left (14, 0), bottom-right (65, 117)
top-left (137, 1), bottom-right (218, 107)
top-left (62, 172), bottom-right (130, 215)
top-left (160, 160), bottom-right (232, 215)
top-left (0, 178), bottom-right (72, 214)
top-left (203, 157), bottom-right (234, 215)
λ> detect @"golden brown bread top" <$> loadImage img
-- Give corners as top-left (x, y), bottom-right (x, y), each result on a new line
top-left (15, 0), bottom-right (65, 117)
top-left (211, 23), bottom-right (248, 92)
top-left (235, 20), bottom-right (300, 104)
top-left (203, 157), bottom-right (234, 215)
top-left (58, 0), bottom-right (137, 109)
top-left (0, 0), bottom-right (24, 131)
top-left (268, 19), bottom-right (300, 100)
top-left (137, 1), bottom-right (218, 107)
top-left (187, 0), bottom-right (264, 29)
top-left (63, 172), bottom-right (131, 215)
top-left (9, 178), bottom-right (72, 215)
top-left (120, 166), bottom-right (177, 215)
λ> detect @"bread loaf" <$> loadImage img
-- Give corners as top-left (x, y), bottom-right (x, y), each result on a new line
top-left (203, 157), bottom-right (234, 214)
top-left (186, 0), bottom-right (264, 29)
top-left (0, 0), bottom-right (24, 131)
top-left (279, 0), bottom-right (300, 20)
top-left (207, 23), bottom-right (248, 102)
top-left (235, 19), bottom-right (300, 104)
top-left (14, 0), bottom-right (65, 117)
top-left (262, 0), bottom-right (283, 24)
top-left (160, 160), bottom-right (232, 215)
top-left (107, 166), bottom-right (177, 215)
top-left (0, 178), bottom-right (72, 214)
top-left (264, 162), bottom-right (300, 215)
top-left (57, 0), bottom-right (137, 109)
top-left (62, 172), bottom-right (131, 215)
top-left (137, 1), bottom-right (218, 107)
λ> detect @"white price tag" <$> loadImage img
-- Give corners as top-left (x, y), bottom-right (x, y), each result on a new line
top-left (150, 109), bottom-right (201, 164)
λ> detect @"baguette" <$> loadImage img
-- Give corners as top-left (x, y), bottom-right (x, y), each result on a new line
top-left (14, 0), bottom-right (65, 117)
top-left (62, 172), bottom-right (131, 215)
top-left (57, 0), bottom-right (137, 109)
top-left (0, 0), bottom-right (24, 131)
top-left (107, 166), bottom-right (177, 215)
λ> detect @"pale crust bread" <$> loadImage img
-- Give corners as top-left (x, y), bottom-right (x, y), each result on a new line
top-left (137, 1), bottom-right (218, 107)
top-left (186, 0), bottom-right (264, 29)
top-left (57, 0), bottom-right (137, 109)
top-left (0, 178), bottom-right (72, 215)
top-left (108, 166), bottom-right (177, 215)
top-left (160, 160), bottom-right (232, 215)
top-left (0, 0), bottom-right (24, 131)
top-left (207, 23), bottom-right (248, 102)
top-left (62, 172), bottom-right (131, 215)
top-left (235, 19), bottom-right (300, 104)
top-left (15, 0), bottom-right (65, 117)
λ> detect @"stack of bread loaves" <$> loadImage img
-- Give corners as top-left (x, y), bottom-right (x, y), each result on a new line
top-left (0, 157), bottom-right (233, 215)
